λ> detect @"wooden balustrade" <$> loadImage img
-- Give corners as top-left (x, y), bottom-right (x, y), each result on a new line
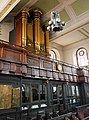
top-left (0, 40), bottom-right (89, 83)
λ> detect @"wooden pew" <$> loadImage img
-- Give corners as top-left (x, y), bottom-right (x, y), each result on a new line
top-left (48, 112), bottom-right (72, 120)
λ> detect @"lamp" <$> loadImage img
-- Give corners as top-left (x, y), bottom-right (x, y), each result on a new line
top-left (47, 11), bottom-right (65, 32)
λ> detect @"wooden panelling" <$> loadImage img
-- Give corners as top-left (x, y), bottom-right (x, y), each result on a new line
top-left (40, 70), bottom-right (46, 77)
top-left (15, 64), bottom-right (21, 75)
top-left (43, 60), bottom-right (52, 70)
top-left (40, 70), bottom-right (44, 77)
top-left (2, 62), bottom-right (10, 72)
top-left (78, 68), bottom-right (84, 76)
top-left (53, 62), bottom-right (57, 71)
top-left (32, 68), bottom-right (39, 76)
top-left (0, 48), bottom-right (2, 57)
top-left (0, 61), bottom-right (3, 71)
top-left (3, 48), bottom-right (21, 62)
top-left (27, 57), bottom-right (40, 67)
top-left (27, 67), bottom-right (32, 76)
top-left (59, 72), bottom-right (64, 80)
top-left (46, 71), bottom-right (52, 78)
top-left (53, 72), bottom-right (59, 80)
top-left (69, 75), bottom-right (73, 81)
top-left (63, 65), bottom-right (72, 74)
top-left (1, 40), bottom-right (89, 83)
top-left (21, 52), bottom-right (27, 64)
top-left (79, 76), bottom-right (86, 82)
top-left (72, 67), bottom-right (78, 75)
top-left (10, 63), bottom-right (16, 72)
top-left (83, 69), bottom-right (89, 76)
top-left (21, 65), bottom-right (27, 74)
top-left (88, 77), bottom-right (89, 82)
top-left (15, 15), bottom-right (22, 46)
top-left (73, 75), bottom-right (78, 82)
top-left (64, 74), bottom-right (69, 81)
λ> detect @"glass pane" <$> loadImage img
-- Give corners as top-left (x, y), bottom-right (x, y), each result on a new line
top-left (50, 50), bottom-right (56, 59)
top-left (71, 86), bottom-right (76, 96)
top-left (76, 86), bottom-right (79, 97)
top-left (39, 84), bottom-right (47, 100)
top-left (53, 86), bottom-right (57, 99)
top-left (22, 85), bottom-right (29, 103)
top-left (58, 85), bottom-right (62, 97)
top-left (73, 99), bottom-right (76, 103)
top-left (65, 85), bottom-right (72, 97)
top-left (68, 85), bottom-right (72, 97)
top-left (32, 84), bottom-right (39, 101)
top-left (58, 85), bottom-right (63, 104)
top-left (65, 85), bottom-right (68, 97)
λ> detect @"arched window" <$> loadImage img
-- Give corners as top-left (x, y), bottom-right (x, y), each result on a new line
top-left (76, 48), bottom-right (88, 67)
top-left (50, 50), bottom-right (56, 60)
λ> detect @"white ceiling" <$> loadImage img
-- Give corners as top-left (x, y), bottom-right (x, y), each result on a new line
top-left (53, 30), bottom-right (87, 46)
top-left (1, 0), bottom-right (89, 46)
top-left (0, 0), bottom-right (10, 12)
top-left (49, 0), bottom-right (89, 46)
top-left (0, 0), bottom-right (21, 22)
top-left (50, 22), bottom-right (89, 46)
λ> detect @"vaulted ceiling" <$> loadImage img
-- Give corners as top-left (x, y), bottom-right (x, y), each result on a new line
top-left (0, 0), bottom-right (89, 46)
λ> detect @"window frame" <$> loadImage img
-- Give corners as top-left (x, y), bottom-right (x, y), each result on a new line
top-left (21, 80), bottom-right (47, 109)
top-left (64, 83), bottom-right (81, 111)
top-left (50, 50), bottom-right (57, 60)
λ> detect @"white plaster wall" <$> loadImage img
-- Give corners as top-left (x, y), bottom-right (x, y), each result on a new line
top-left (63, 38), bottom-right (89, 65)
top-left (0, 22), bottom-right (14, 42)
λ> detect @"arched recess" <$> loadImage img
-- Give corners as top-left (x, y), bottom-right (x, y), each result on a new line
top-left (76, 47), bottom-right (88, 67)
top-left (50, 48), bottom-right (60, 60)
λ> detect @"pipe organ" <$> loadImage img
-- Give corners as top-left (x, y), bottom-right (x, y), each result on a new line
top-left (1, 7), bottom-right (89, 120)
top-left (15, 8), bottom-right (50, 56)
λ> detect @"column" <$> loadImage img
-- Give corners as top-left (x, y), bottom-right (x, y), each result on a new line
top-left (33, 8), bottom-right (42, 53)
top-left (45, 20), bottom-right (50, 57)
top-left (21, 8), bottom-right (29, 47)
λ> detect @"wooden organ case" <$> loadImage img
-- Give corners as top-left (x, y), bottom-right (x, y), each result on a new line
top-left (15, 8), bottom-right (50, 57)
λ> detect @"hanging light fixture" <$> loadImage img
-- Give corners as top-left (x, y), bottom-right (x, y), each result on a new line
top-left (47, 11), bottom-right (65, 32)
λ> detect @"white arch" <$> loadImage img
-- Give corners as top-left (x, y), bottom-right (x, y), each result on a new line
top-left (51, 48), bottom-right (60, 60)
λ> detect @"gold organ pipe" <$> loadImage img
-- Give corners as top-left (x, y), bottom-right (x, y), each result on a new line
top-left (40, 28), bottom-right (45, 52)
top-left (21, 9), bottom-right (28, 47)
top-left (33, 9), bottom-right (42, 52)
top-left (45, 20), bottom-right (50, 56)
